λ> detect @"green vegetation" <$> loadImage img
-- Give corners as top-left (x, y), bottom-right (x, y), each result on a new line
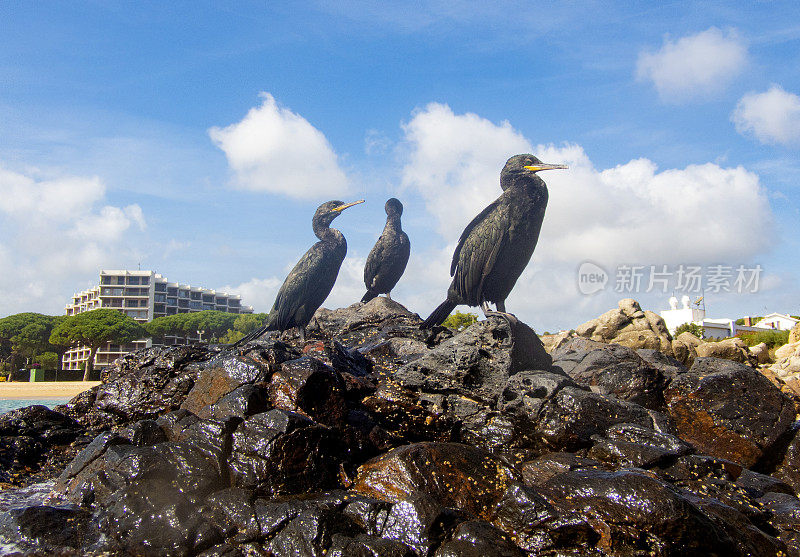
top-left (737, 329), bottom-right (790, 348)
top-left (145, 311), bottom-right (241, 344)
top-left (0, 312), bottom-right (66, 377)
top-left (442, 311), bottom-right (479, 331)
top-left (219, 313), bottom-right (269, 343)
top-left (675, 322), bottom-right (704, 338)
top-left (51, 309), bottom-right (147, 381)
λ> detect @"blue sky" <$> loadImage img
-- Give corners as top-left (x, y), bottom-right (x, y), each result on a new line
top-left (1, 1), bottom-right (798, 331)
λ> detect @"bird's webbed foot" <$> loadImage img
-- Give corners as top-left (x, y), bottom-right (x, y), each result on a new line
top-left (481, 301), bottom-right (517, 328)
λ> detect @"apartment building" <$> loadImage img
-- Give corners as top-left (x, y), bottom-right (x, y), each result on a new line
top-left (62, 270), bottom-right (253, 371)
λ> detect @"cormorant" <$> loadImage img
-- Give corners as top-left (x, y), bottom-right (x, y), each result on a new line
top-left (361, 198), bottom-right (410, 303)
top-left (234, 199), bottom-right (364, 345)
top-left (421, 154), bottom-right (567, 328)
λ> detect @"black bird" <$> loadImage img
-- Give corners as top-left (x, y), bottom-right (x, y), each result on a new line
top-left (234, 199), bottom-right (364, 345)
top-left (421, 154), bottom-right (567, 328)
top-left (361, 198), bottom-right (411, 303)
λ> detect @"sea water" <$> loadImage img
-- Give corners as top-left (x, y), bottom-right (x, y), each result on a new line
top-left (0, 397), bottom-right (70, 415)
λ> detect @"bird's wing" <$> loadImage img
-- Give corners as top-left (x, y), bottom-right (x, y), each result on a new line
top-left (363, 235), bottom-right (386, 289)
top-left (452, 203), bottom-right (508, 303)
top-left (451, 199), bottom-right (501, 276)
top-left (271, 243), bottom-right (337, 329)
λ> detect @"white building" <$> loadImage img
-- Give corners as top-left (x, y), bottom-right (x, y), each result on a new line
top-left (62, 270), bottom-right (253, 371)
top-left (659, 297), bottom-right (795, 339)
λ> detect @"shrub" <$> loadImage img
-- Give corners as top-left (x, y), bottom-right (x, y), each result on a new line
top-left (442, 311), bottom-right (478, 331)
top-left (737, 329), bottom-right (790, 348)
top-left (675, 322), bottom-right (704, 338)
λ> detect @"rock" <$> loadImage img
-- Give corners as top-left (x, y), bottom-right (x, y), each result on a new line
top-left (772, 422), bottom-right (800, 495)
top-left (695, 337), bottom-right (754, 365)
top-left (775, 340), bottom-right (800, 360)
top-left (790, 323), bottom-right (800, 344)
top-left (575, 299), bottom-right (674, 357)
top-left (587, 422), bottom-right (693, 469)
top-left (328, 533), bottom-right (415, 556)
top-left (636, 347), bottom-right (689, 383)
top-left (750, 342), bottom-right (771, 364)
top-left (228, 409), bottom-right (341, 496)
top-left (352, 442), bottom-right (515, 520)
top-left (434, 519), bottom-right (524, 557)
top-left (665, 357), bottom-right (796, 468)
top-left (0, 504), bottom-right (95, 553)
top-left (539, 330), bottom-right (575, 354)
top-left (395, 315), bottom-right (551, 406)
top-left (266, 506), bottom-right (360, 556)
top-left (0, 406), bottom-right (80, 483)
top-left (182, 340), bottom-right (298, 416)
top-left (536, 469), bottom-right (737, 555)
top-left (534, 386), bottom-right (666, 451)
top-left (268, 356), bottom-right (347, 427)
top-left (551, 337), bottom-right (667, 410)
top-left (380, 492), bottom-right (464, 555)
top-left (88, 345), bottom-right (212, 426)
top-left (519, 452), bottom-right (606, 486)
top-left (759, 492), bottom-right (800, 554)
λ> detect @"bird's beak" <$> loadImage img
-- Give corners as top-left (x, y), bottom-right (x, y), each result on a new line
top-left (524, 163), bottom-right (568, 172)
top-left (333, 199), bottom-right (365, 212)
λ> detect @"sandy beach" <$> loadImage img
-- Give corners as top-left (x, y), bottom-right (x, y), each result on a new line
top-left (0, 381), bottom-right (101, 399)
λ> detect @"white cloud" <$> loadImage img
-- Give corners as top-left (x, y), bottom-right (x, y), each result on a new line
top-left (0, 165), bottom-right (146, 315)
top-left (732, 85), bottom-right (800, 146)
top-left (636, 27), bottom-right (747, 102)
top-left (222, 277), bottom-right (283, 313)
top-left (209, 93), bottom-right (350, 199)
top-left (400, 104), bottom-right (775, 329)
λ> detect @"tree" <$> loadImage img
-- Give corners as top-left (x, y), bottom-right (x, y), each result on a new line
top-left (442, 311), bottom-right (479, 331)
top-left (145, 311), bottom-right (240, 344)
top-left (50, 309), bottom-right (147, 381)
top-left (219, 313), bottom-right (269, 343)
top-left (675, 322), bottom-right (704, 338)
top-left (0, 313), bottom-right (66, 376)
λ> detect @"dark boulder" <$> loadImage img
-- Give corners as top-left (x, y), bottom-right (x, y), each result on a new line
top-left (182, 340), bottom-right (297, 416)
top-left (665, 357), bottom-right (796, 468)
top-left (352, 442), bottom-right (515, 521)
top-left (228, 409), bottom-right (341, 496)
top-left (435, 519), bottom-right (525, 557)
top-left (587, 422), bottom-right (693, 469)
top-left (269, 356), bottom-right (347, 427)
top-left (534, 386), bottom-right (666, 451)
top-left (380, 492), bottom-right (464, 555)
top-left (552, 336), bottom-right (667, 410)
top-left (772, 422), bottom-right (800, 496)
top-left (536, 468), bottom-right (738, 555)
top-left (396, 315), bottom-right (551, 406)
top-left (0, 504), bottom-right (95, 554)
top-left (88, 345), bottom-right (212, 426)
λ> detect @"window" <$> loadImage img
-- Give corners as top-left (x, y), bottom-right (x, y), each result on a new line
top-left (190, 301), bottom-right (202, 310)
top-left (167, 297), bottom-right (177, 306)
top-left (178, 290), bottom-right (190, 299)
top-left (127, 276), bottom-right (140, 285)
top-left (154, 294), bottom-right (166, 303)
top-left (141, 277), bottom-right (150, 285)
top-left (167, 287), bottom-right (178, 296)
top-left (155, 282), bottom-right (166, 292)
top-left (178, 299), bottom-right (189, 308)
top-left (202, 294), bottom-right (214, 303)
top-left (190, 291), bottom-right (202, 300)
top-left (229, 299), bottom-right (240, 308)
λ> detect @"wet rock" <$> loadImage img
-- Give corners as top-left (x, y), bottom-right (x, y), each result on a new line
top-left (121, 418), bottom-right (168, 446)
top-left (395, 316), bottom-right (551, 406)
top-left (536, 469), bottom-right (737, 555)
top-left (759, 492), bottom-right (800, 554)
top-left (205, 384), bottom-right (270, 422)
top-left (772, 422), bottom-right (800, 495)
top-left (534, 386), bottom-right (663, 451)
top-left (0, 406), bottom-right (80, 482)
top-left (352, 442), bottom-right (515, 520)
top-left (228, 409), bottom-right (341, 496)
top-left (328, 533), bottom-right (415, 556)
top-left (182, 341), bottom-right (297, 416)
top-left (636, 347), bottom-right (689, 383)
top-left (551, 337), bottom-right (667, 410)
top-left (362, 380), bottom-right (457, 445)
top-left (665, 357), bottom-right (796, 467)
top-left (90, 345), bottom-right (211, 425)
top-left (204, 487), bottom-right (259, 541)
top-left (497, 369), bottom-right (576, 419)
top-left (587, 422), bottom-right (693, 469)
top-left (696, 498), bottom-right (788, 557)
top-left (267, 506), bottom-right (360, 556)
top-left (0, 504), bottom-right (94, 553)
top-left (269, 356), bottom-right (347, 427)
top-left (380, 492), bottom-right (464, 555)
top-left (519, 452), bottom-right (606, 486)
top-left (435, 519), bottom-right (524, 557)
top-left (490, 483), bottom-right (562, 552)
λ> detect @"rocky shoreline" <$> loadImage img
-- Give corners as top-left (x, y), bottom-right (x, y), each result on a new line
top-left (1, 297), bottom-right (799, 556)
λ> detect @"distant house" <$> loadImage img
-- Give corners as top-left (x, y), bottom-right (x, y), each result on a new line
top-left (660, 298), bottom-right (797, 339)
top-left (753, 313), bottom-right (798, 331)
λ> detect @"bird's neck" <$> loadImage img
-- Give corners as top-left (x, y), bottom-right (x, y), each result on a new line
top-left (315, 224), bottom-right (343, 243)
top-left (385, 214), bottom-right (402, 232)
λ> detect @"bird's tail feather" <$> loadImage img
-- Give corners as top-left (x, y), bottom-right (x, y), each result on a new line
top-left (230, 313), bottom-right (278, 348)
top-left (421, 300), bottom-right (457, 329)
top-left (361, 290), bottom-right (379, 303)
